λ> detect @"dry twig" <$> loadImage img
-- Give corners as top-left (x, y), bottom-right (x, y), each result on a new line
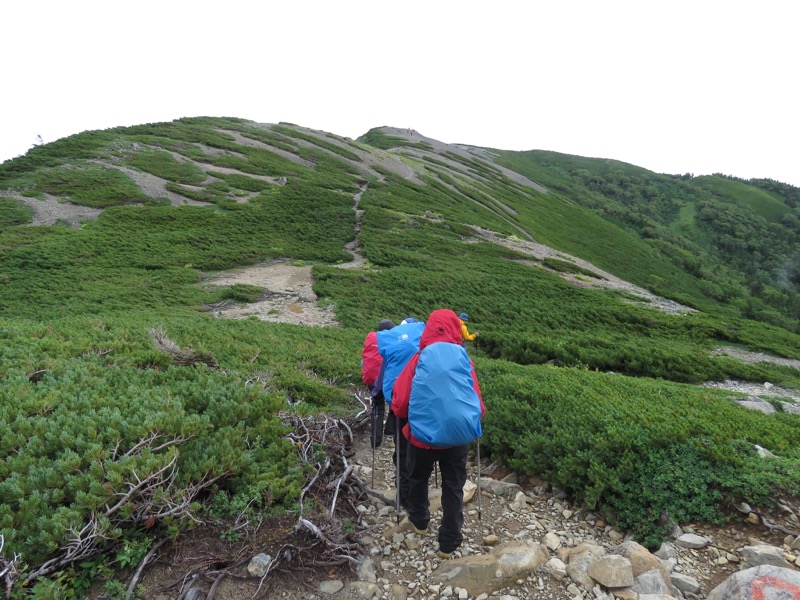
top-left (0, 535), bottom-right (19, 599)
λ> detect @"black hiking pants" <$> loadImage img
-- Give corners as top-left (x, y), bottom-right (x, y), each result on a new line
top-left (406, 442), bottom-right (469, 554)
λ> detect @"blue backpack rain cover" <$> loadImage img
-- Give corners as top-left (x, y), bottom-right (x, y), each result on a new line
top-left (376, 321), bottom-right (425, 405)
top-left (408, 342), bottom-right (482, 447)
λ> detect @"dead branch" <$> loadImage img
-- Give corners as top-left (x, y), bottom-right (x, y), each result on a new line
top-left (149, 327), bottom-right (219, 368)
top-left (148, 411), bottom-right (375, 599)
top-left (733, 502), bottom-right (800, 537)
top-left (244, 413), bottom-right (370, 594)
top-left (349, 471), bottom-right (398, 508)
top-left (296, 518), bottom-right (360, 564)
top-left (0, 535), bottom-right (19, 600)
top-left (26, 514), bottom-right (110, 580)
top-left (206, 572), bottom-right (226, 600)
top-left (105, 450), bottom-right (180, 517)
top-left (354, 388), bottom-right (370, 418)
top-left (24, 434), bottom-right (218, 586)
top-left (761, 515), bottom-right (800, 537)
top-left (328, 465), bottom-right (354, 516)
top-left (125, 537), bottom-right (168, 600)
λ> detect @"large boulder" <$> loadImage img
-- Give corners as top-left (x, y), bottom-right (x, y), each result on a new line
top-left (587, 555), bottom-right (634, 588)
top-left (567, 542), bottom-right (608, 589)
top-left (707, 565), bottom-right (800, 600)
top-left (429, 540), bottom-right (548, 596)
top-left (740, 544), bottom-right (793, 568)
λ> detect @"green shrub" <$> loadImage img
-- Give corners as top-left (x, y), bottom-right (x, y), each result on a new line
top-left (0, 342), bottom-right (303, 566)
top-left (1, 116), bottom-right (799, 579)
top-left (479, 360), bottom-right (800, 547)
top-left (34, 165), bottom-right (156, 208)
top-left (0, 196), bottom-right (34, 227)
top-left (221, 283), bottom-right (265, 303)
top-left (128, 149), bottom-right (207, 185)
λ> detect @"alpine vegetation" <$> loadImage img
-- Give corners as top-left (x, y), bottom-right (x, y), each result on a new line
top-left (0, 117), bottom-right (798, 595)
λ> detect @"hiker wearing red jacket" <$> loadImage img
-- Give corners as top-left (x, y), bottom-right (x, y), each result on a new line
top-left (361, 318), bottom-right (394, 447)
top-left (392, 309), bottom-right (485, 559)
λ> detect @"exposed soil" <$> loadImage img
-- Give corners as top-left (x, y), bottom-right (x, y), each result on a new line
top-left (204, 260), bottom-right (340, 328)
top-left (5, 191), bottom-right (103, 227)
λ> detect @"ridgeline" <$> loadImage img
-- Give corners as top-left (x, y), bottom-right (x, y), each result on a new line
top-left (0, 117), bottom-right (798, 597)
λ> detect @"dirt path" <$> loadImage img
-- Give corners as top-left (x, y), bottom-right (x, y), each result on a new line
top-left (206, 180), bottom-right (369, 325)
top-left (335, 184), bottom-right (367, 270)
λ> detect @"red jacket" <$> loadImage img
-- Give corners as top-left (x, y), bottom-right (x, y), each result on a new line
top-left (392, 309), bottom-right (485, 449)
top-left (361, 331), bottom-right (382, 387)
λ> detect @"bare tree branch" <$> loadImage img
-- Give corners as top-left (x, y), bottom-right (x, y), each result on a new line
top-left (125, 537), bottom-right (168, 600)
top-left (0, 535), bottom-right (20, 599)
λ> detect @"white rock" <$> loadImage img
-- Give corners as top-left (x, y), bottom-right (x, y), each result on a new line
top-left (676, 534), bottom-right (711, 549)
top-left (544, 532), bottom-right (562, 550)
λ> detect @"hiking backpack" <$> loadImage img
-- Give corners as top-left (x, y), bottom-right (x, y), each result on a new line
top-left (376, 321), bottom-right (425, 404)
top-left (408, 342), bottom-right (482, 447)
top-left (361, 331), bottom-right (381, 387)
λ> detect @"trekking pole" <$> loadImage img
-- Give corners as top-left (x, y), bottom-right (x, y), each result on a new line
top-left (395, 419), bottom-right (401, 524)
top-left (476, 438), bottom-right (482, 521)
top-left (434, 462), bottom-right (438, 489)
top-left (371, 404), bottom-right (376, 489)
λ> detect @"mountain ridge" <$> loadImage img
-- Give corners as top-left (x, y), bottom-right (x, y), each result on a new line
top-left (0, 116), bottom-right (799, 597)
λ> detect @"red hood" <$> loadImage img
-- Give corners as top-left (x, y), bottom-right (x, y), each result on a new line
top-left (419, 309), bottom-right (463, 349)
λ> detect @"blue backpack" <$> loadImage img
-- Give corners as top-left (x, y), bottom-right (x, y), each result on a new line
top-left (376, 321), bottom-right (425, 405)
top-left (408, 342), bottom-right (482, 447)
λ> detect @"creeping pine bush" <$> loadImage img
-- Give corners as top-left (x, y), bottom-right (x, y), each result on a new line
top-left (33, 165), bottom-right (159, 208)
top-left (128, 149), bottom-right (207, 185)
top-left (602, 440), bottom-right (800, 548)
top-left (479, 359), bottom-right (800, 547)
top-left (0, 196), bottom-right (34, 228)
top-left (0, 356), bottom-right (303, 566)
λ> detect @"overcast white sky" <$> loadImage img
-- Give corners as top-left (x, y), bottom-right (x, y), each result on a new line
top-left (2, 1), bottom-right (798, 186)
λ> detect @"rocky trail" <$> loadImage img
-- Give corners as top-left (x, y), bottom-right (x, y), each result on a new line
top-left (7, 130), bottom-right (800, 599)
top-left (132, 415), bottom-right (800, 600)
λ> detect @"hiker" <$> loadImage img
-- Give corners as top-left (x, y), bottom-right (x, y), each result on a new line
top-left (391, 309), bottom-right (485, 559)
top-left (374, 317), bottom-right (426, 508)
top-left (458, 312), bottom-right (479, 342)
top-left (361, 318), bottom-right (394, 448)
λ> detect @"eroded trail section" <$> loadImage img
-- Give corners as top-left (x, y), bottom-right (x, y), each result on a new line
top-left (205, 261), bottom-right (339, 327)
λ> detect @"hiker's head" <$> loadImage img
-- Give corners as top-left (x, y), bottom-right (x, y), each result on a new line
top-left (459, 313), bottom-right (469, 321)
top-left (420, 309), bottom-right (462, 348)
top-left (377, 319), bottom-right (395, 331)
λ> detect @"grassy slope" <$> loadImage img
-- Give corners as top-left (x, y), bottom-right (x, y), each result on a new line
top-left (690, 175), bottom-right (792, 223)
top-left (495, 149), bottom-right (800, 330)
top-left (1, 119), bottom-right (799, 586)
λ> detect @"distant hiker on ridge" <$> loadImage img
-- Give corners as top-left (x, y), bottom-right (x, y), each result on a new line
top-left (391, 309), bottom-right (485, 559)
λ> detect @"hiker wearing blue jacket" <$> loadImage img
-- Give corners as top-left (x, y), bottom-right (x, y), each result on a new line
top-left (392, 309), bottom-right (486, 559)
top-left (374, 317), bottom-right (425, 508)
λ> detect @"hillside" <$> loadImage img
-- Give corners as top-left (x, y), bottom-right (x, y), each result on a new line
top-left (0, 117), bottom-right (799, 597)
